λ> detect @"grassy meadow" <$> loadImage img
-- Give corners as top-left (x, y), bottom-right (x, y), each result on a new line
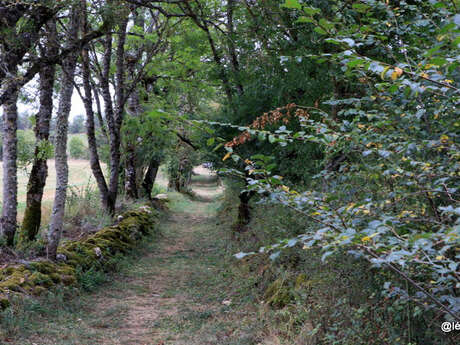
top-left (0, 159), bottom-right (102, 222)
top-left (0, 133), bottom-right (101, 222)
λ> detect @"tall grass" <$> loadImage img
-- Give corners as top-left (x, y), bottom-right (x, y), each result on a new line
top-left (63, 178), bottom-right (112, 238)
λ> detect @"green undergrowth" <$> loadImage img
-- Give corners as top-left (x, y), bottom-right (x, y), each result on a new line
top-left (219, 181), bottom-right (455, 345)
top-left (0, 205), bottom-right (159, 312)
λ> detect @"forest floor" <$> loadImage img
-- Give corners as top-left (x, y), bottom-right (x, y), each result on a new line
top-left (6, 169), bottom-right (270, 345)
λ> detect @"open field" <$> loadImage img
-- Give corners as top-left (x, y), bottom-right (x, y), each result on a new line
top-left (0, 159), bottom-right (102, 221)
top-left (0, 159), bottom-right (170, 222)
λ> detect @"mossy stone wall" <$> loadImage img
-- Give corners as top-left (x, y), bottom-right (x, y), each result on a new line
top-left (0, 206), bottom-right (159, 309)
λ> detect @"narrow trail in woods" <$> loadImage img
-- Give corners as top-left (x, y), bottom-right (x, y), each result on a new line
top-left (15, 169), bottom-right (265, 345)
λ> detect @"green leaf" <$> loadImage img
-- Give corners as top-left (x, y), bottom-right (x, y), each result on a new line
top-left (325, 38), bottom-right (341, 45)
top-left (258, 132), bottom-right (266, 141)
top-left (429, 57), bottom-right (447, 66)
top-left (347, 59), bottom-right (364, 68)
top-left (251, 154), bottom-right (267, 160)
top-left (314, 27), bottom-right (327, 35)
top-left (453, 35), bottom-right (460, 47)
top-left (266, 163), bottom-right (277, 172)
top-left (303, 7), bottom-right (321, 15)
top-left (352, 3), bottom-right (370, 13)
top-left (319, 18), bottom-right (334, 30)
top-left (296, 16), bottom-right (315, 24)
top-left (433, 1), bottom-right (447, 8)
top-left (207, 137), bottom-right (215, 146)
top-left (424, 44), bottom-right (442, 57)
top-left (212, 143), bottom-right (224, 152)
top-left (281, 0), bottom-right (302, 10)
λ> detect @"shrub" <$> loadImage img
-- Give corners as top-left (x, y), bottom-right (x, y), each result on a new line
top-left (223, 184), bottom-right (452, 345)
top-left (17, 130), bottom-right (35, 167)
top-left (217, 0), bottom-right (459, 328)
top-left (68, 136), bottom-right (87, 159)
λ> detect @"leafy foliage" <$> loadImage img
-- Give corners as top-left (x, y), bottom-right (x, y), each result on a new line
top-left (215, 0), bottom-right (460, 323)
top-left (16, 130), bottom-right (36, 169)
top-left (68, 136), bottom-right (87, 160)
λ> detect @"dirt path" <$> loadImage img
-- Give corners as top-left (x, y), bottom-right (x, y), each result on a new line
top-left (10, 171), bottom-right (263, 345)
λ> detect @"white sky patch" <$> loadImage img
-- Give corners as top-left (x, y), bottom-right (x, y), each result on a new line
top-left (1, 85), bottom-right (90, 122)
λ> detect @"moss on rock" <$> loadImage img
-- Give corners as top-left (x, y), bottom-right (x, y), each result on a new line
top-left (264, 278), bottom-right (294, 308)
top-left (0, 205), bottom-right (159, 310)
top-left (33, 286), bottom-right (47, 296)
top-left (29, 271), bottom-right (53, 288)
top-left (0, 268), bottom-right (27, 292)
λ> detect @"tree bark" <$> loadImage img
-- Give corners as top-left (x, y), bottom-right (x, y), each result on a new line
top-left (94, 8), bottom-right (150, 211)
top-left (82, 68), bottom-right (111, 209)
top-left (91, 81), bottom-right (109, 139)
top-left (0, 85), bottom-right (18, 246)
top-left (124, 69), bottom-right (141, 199)
top-left (125, 148), bottom-right (138, 198)
top-left (99, 14), bottom-right (129, 213)
top-left (0, 3), bottom-right (55, 86)
top-left (234, 190), bottom-right (255, 232)
top-left (0, 2), bottom-right (57, 246)
top-left (107, 17), bottom-right (129, 206)
top-left (99, 31), bottom-right (118, 213)
top-left (47, 9), bottom-right (80, 260)
top-left (124, 10), bottom-right (144, 199)
top-left (141, 159), bottom-right (159, 200)
top-left (19, 20), bottom-right (58, 244)
top-left (80, 0), bottom-right (111, 211)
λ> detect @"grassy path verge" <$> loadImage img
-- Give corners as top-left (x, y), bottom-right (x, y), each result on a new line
top-left (5, 174), bottom-right (266, 345)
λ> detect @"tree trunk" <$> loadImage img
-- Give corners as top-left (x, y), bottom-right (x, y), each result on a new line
top-left (108, 17), bottom-right (128, 205)
top-left (124, 52), bottom-right (142, 199)
top-left (141, 160), bottom-right (159, 199)
top-left (124, 148), bottom-right (138, 199)
top-left (124, 66), bottom-right (142, 199)
top-left (124, 7), bottom-right (147, 199)
top-left (0, 3), bottom-right (55, 246)
top-left (235, 169), bottom-right (256, 232)
top-left (99, 15), bottom-right (128, 213)
top-left (47, 9), bottom-right (79, 260)
top-left (19, 20), bottom-right (57, 244)
top-left (91, 82), bottom-right (109, 140)
top-left (80, 0), bottom-right (111, 211)
top-left (100, 32), bottom-right (117, 213)
top-left (1, 86), bottom-right (18, 246)
top-left (234, 190), bottom-right (254, 232)
top-left (0, 3), bottom-right (55, 106)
